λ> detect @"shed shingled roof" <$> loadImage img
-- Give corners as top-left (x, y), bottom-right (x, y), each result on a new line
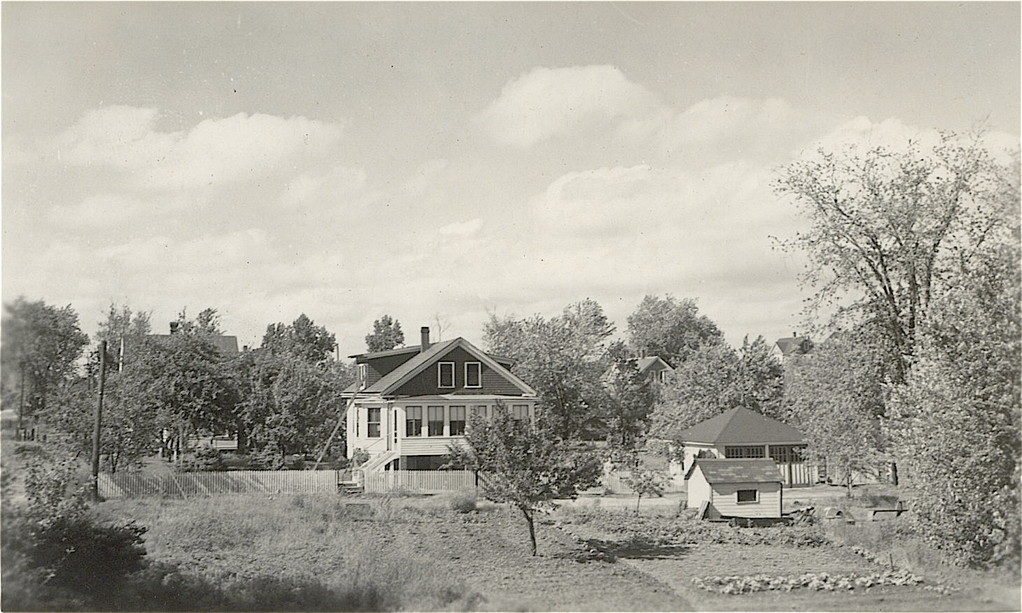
top-left (674, 407), bottom-right (805, 444)
top-left (685, 458), bottom-right (783, 483)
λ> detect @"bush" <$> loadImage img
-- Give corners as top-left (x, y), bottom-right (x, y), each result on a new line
top-left (448, 492), bottom-right (477, 513)
top-left (177, 447), bottom-right (225, 472)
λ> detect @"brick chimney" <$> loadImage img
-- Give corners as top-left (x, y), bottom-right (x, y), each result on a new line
top-left (420, 326), bottom-right (430, 352)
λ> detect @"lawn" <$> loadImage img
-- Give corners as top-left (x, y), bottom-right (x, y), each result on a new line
top-left (92, 490), bottom-right (1020, 612)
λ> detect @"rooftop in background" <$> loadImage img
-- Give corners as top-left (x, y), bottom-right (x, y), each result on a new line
top-left (671, 407), bottom-right (806, 444)
top-left (773, 335), bottom-right (813, 359)
top-left (685, 458), bottom-right (783, 484)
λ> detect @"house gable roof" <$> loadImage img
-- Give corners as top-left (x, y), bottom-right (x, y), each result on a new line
top-left (684, 458), bottom-right (783, 484)
top-left (774, 336), bottom-right (812, 357)
top-left (675, 407), bottom-right (805, 445)
top-left (358, 337), bottom-right (536, 397)
top-left (636, 356), bottom-right (672, 375)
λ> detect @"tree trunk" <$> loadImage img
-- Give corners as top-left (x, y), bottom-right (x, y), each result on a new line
top-left (635, 493), bottom-right (642, 515)
top-left (889, 461), bottom-right (899, 486)
top-left (846, 472), bottom-right (853, 498)
top-left (520, 506), bottom-right (538, 556)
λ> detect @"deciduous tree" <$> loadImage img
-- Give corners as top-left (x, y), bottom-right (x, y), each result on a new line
top-left (626, 294), bottom-right (723, 366)
top-left (1, 298), bottom-right (89, 424)
top-left (648, 336), bottom-right (784, 439)
top-left (774, 133), bottom-right (1017, 383)
top-left (365, 314), bottom-right (405, 352)
top-left (888, 223), bottom-right (1020, 566)
top-left (783, 333), bottom-right (887, 496)
top-left (449, 406), bottom-right (601, 555)
top-left (483, 299), bottom-right (614, 440)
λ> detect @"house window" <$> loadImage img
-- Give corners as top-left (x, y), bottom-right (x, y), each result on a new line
top-left (428, 406), bottom-right (444, 436)
top-left (449, 406), bottom-right (466, 436)
top-left (438, 362), bottom-right (455, 388)
top-left (367, 408), bottom-right (381, 438)
top-left (406, 406), bottom-right (423, 437)
top-left (724, 445), bottom-right (766, 459)
top-left (357, 363), bottom-right (367, 383)
top-left (737, 489), bottom-right (758, 504)
top-left (464, 362), bottom-right (481, 388)
top-left (768, 444), bottom-right (806, 464)
top-left (511, 404), bottom-right (530, 421)
top-left (472, 405), bottom-right (488, 420)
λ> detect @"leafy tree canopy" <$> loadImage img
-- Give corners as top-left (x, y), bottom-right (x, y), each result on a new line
top-left (774, 133), bottom-right (1018, 383)
top-left (649, 335), bottom-right (784, 440)
top-left (262, 314), bottom-right (337, 364)
top-left (626, 294), bottom-right (723, 366)
top-left (365, 314), bottom-right (405, 352)
top-left (483, 299), bottom-right (614, 440)
top-left (448, 406), bottom-right (601, 555)
top-left (1, 298), bottom-right (90, 416)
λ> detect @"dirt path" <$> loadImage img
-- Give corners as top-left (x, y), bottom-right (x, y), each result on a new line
top-left (381, 507), bottom-right (692, 611)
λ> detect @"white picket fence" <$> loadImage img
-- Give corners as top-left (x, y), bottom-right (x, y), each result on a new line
top-left (361, 469), bottom-right (477, 493)
top-left (99, 470), bottom-right (340, 499)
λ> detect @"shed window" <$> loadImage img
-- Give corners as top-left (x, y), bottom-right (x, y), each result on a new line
top-left (428, 406), bottom-right (444, 436)
top-left (737, 489), bottom-right (758, 504)
top-left (367, 408), bottom-right (381, 438)
top-left (724, 445), bottom-right (766, 459)
top-left (406, 406), bottom-right (422, 437)
top-left (438, 362), bottom-right (455, 388)
top-left (449, 406), bottom-right (466, 436)
top-left (465, 362), bottom-right (482, 388)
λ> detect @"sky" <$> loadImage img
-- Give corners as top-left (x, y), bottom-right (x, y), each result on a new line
top-left (3, 2), bottom-right (1019, 357)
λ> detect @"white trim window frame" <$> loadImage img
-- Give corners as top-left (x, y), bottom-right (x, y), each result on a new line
top-left (438, 362), bottom-right (456, 388)
top-left (737, 488), bottom-right (759, 504)
top-left (464, 362), bottom-right (482, 388)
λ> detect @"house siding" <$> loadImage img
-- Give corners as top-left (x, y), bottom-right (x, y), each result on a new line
top-left (687, 469), bottom-right (714, 512)
top-left (363, 353), bottom-right (417, 387)
top-left (711, 481), bottom-right (782, 518)
top-left (392, 346), bottom-right (524, 397)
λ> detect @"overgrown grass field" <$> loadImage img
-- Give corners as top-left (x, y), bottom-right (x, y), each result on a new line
top-left (88, 490), bottom-right (1020, 611)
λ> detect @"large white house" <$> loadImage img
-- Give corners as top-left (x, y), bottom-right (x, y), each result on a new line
top-left (343, 327), bottom-right (537, 472)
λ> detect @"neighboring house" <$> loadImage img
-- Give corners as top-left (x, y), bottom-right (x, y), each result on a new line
top-left (685, 458), bottom-right (783, 519)
top-left (344, 327), bottom-right (537, 472)
top-left (772, 334), bottom-right (813, 364)
top-left (666, 407), bottom-right (814, 486)
top-left (635, 356), bottom-right (673, 384)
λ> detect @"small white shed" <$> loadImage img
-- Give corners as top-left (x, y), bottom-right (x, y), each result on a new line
top-left (685, 458), bottom-right (784, 519)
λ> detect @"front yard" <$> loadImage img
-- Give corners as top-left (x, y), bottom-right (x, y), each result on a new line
top-left (91, 488), bottom-right (1021, 611)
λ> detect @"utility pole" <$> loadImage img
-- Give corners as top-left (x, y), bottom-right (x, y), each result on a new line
top-left (90, 340), bottom-right (107, 501)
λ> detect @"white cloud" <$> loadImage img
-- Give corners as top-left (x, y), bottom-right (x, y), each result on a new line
top-left (58, 106), bottom-right (345, 190)
top-left (438, 218), bottom-right (484, 237)
top-left (474, 65), bottom-right (660, 148)
top-left (279, 164), bottom-right (368, 209)
top-left (47, 193), bottom-right (191, 228)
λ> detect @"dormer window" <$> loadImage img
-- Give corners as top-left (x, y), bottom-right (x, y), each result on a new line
top-left (358, 363), bottom-right (368, 382)
top-left (465, 362), bottom-right (481, 388)
top-left (438, 362), bottom-right (455, 388)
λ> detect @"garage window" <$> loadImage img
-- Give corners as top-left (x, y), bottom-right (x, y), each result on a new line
top-left (737, 489), bottom-right (758, 504)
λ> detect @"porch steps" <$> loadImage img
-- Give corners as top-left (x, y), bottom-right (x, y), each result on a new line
top-left (338, 480), bottom-right (364, 495)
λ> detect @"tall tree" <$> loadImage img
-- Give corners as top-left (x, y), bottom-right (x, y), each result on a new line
top-left (626, 294), bottom-right (723, 366)
top-left (774, 133), bottom-right (1017, 383)
top-left (601, 341), bottom-right (657, 452)
top-left (448, 406), bottom-right (601, 555)
top-left (262, 314), bottom-right (337, 364)
top-left (365, 315), bottom-right (405, 352)
top-left (888, 219), bottom-right (1020, 567)
top-left (483, 299), bottom-right (614, 440)
top-left (94, 303), bottom-right (151, 372)
top-left (648, 336), bottom-right (785, 439)
top-left (1, 298), bottom-right (89, 423)
top-left (783, 332), bottom-right (887, 496)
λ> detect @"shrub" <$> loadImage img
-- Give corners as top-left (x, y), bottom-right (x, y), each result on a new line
top-left (177, 447), bottom-right (225, 472)
top-left (448, 492), bottom-right (477, 513)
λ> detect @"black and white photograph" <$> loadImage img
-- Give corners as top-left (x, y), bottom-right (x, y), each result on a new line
top-left (2, 2), bottom-right (1019, 611)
